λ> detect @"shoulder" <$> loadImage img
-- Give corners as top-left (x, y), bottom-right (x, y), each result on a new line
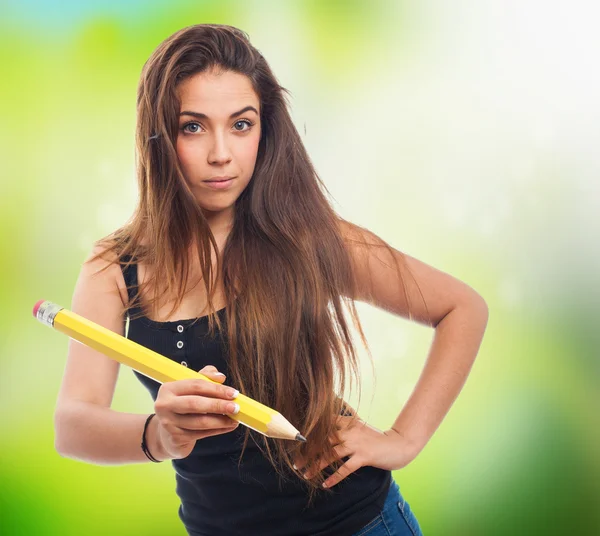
top-left (335, 217), bottom-right (385, 270)
top-left (334, 218), bottom-right (387, 301)
top-left (336, 218), bottom-right (383, 248)
top-left (82, 240), bottom-right (128, 309)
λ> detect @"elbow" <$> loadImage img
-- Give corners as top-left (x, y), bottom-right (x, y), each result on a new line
top-left (466, 293), bottom-right (489, 329)
top-left (54, 431), bottom-right (70, 458)
top-left (54, 420), bottom-right (66, 458)
top-left (474, 294), bottom-right (489, 320)
top-left (446, 292), bottom-right (489, 328)
top-left (53, 409), bottom-right (73, 459)
top-left (54, 440), bottom-right (69, 459)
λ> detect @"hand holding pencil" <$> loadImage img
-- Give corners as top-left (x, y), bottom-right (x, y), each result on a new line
top-left (152, 364), bottom-right (244, 460)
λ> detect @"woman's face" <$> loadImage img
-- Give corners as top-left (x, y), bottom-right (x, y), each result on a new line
top-left (176, 68), bottom-right (261, 225)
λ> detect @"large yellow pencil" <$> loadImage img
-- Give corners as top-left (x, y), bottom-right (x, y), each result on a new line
top-left (33, 300), bottom-right (305, 442)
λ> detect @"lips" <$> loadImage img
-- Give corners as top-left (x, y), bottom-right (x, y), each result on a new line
top-left (204, 176), bottom-right (234, 183)
top-left (202, 177), bottom-right (235, 190)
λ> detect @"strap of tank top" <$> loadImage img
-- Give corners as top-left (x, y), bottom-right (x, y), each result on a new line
top-left (119, 254), bottom-right (142, 316)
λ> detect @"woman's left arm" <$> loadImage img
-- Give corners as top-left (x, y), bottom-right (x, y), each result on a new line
top-left (295, 223), bottom-right (489, 487)
top-left (389, 293), bottom-right (489, 458)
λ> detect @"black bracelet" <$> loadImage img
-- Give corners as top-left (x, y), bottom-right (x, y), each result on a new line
top-left (141, 413), bottom-right (162, 463)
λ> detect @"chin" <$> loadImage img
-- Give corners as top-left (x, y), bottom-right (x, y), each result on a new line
top-left (197, 200), bottom-right (235, 214)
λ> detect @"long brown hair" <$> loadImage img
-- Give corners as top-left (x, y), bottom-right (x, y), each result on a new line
top-left (88, 23), bottom-right (422, 504)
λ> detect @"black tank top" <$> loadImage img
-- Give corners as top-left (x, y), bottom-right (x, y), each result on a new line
top-left (119, 255), bottom-right (391, 536)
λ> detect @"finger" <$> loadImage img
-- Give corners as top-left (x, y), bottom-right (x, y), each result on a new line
top-left (165, 378), bottom-right (238, 400)
top-left (328, 431), bottom-right (345, 445)
top-left (169, 394), bottom-right (241, 416)
top-left (176, 413), bottom-right (239, 431)
top-left (322, 457), bottom-right (362, 489)
top-left (294, 434), bottom-right (344, 469)
top-left (336, 414), bottom-right (364, 428)
top-left (293, 451), bottom-right (325, 472)
top-left (196, 424), bottom-right (240, 440)
top-left (293, 419), bottom-right (352, 470)
top-left (294, 454), bottom-right (321, 473)
top-left (302, 445), bottom-right (352, 479)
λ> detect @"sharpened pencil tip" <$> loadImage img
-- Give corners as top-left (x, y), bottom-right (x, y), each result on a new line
top-left (296, 433), bottom-right (306, 442)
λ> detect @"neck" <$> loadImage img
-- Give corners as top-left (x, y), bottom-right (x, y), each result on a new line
top-left (201, 206), bottom-right (235, 239)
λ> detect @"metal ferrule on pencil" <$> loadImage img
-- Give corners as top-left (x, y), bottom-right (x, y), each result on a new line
top-left (34, 300), bottom-right (64, 328)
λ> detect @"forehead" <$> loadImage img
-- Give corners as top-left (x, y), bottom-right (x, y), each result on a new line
top-left (177, 69), bottom-right (259, 113)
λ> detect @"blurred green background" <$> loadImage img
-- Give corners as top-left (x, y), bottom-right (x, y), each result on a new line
top-left (1, 0), bottom-right (599, 534)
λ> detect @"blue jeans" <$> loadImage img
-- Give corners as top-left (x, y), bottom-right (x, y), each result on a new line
top-left (351, 479), bottom-right (423, 536)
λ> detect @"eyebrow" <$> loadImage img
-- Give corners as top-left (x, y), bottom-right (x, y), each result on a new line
top-left (179, 105), bottom-right (259, 120)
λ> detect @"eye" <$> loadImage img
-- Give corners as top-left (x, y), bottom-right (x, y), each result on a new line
top-left (181, 121), bottom-right (202, 134)
top-left (233, 119), bottom-right (254, 132)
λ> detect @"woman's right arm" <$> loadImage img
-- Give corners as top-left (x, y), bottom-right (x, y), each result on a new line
top-left (54, 245), bottom-right (241, 465)
top-left (54, 244), bottom-right (165, 464)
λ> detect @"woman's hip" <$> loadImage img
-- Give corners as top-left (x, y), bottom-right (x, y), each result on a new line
top-left (350, 478), bottom-right (423, 536)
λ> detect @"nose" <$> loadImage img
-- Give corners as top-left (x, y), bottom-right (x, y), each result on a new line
top-left (207, 131), bottom-right (232, 166)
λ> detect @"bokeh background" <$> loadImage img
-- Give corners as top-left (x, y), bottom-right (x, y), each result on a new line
top-left (1, 0), bottom-right (599, 534)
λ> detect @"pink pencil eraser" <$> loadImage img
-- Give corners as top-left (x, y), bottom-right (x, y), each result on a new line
top-left (33, 300), bottom-right (45, 318)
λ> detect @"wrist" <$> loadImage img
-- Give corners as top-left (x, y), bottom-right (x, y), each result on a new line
top-left (388, 426), bottom-right (426, 459)
top-left (144, 414), bottom-right (170, 462)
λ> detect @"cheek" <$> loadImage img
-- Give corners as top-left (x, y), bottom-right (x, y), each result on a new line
top-left (176, 138), bottom-right (194, 169)
top-left (240, 145), bottom-right (258, 165)
top-left (239, 136), bottom-right (261, 168)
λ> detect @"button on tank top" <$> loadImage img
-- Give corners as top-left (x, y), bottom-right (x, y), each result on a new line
top-left (119, 255), bottom-right (391, 536)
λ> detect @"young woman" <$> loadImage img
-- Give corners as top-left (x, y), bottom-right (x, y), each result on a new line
top-left (54, 24), bottom-right (488, 536)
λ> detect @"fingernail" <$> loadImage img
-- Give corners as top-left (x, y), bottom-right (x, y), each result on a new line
top-left (228, 403), bottom-right (240, 414)
top-left (215, 372), bottom-right (226, 377)
top-left (322, 482), bottom-right (328, 488)
top-left (293, 464), bottom-right (298, 470)
top-left (228, 389), bottom-right (239, 398)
